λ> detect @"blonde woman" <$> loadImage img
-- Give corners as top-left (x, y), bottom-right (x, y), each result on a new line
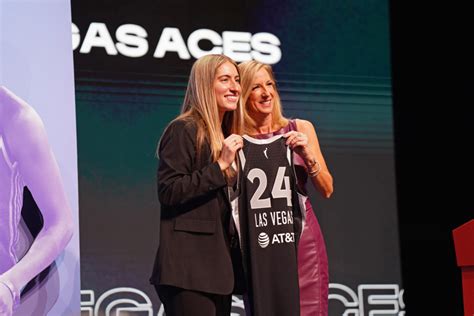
top-left (150, 54), bottom-right (244, 316)
top-left (238, 61), bottom-right (334, 316)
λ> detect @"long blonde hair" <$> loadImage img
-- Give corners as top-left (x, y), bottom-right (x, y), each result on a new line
top-left (238, 60), bottom-right (288, 134)
top-left (176, 54), bottom-right (243, 165)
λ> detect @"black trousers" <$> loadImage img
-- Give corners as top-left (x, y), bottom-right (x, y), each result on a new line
top-left (155, 285), bottom-right (232, 316)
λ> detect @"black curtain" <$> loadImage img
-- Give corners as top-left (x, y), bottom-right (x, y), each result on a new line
top-left (391, 1), bottom-right (474, 314)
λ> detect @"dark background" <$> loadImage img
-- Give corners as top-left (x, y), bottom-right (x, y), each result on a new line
top-left (391, 1), bottom-right (473, 314)
top-left (71, 0), bottom-right (474, 314)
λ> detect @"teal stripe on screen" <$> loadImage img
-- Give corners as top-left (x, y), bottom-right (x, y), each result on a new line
top-left (276, 73), bottom-right (393, 153)
top-left (76, 72), bottom-right (393, 154)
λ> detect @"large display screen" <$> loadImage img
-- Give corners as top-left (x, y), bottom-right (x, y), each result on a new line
top-left (73, 1), bottom-right (403, 315)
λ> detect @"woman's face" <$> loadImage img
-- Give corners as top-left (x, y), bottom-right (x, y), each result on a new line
top-left (247, 68), bottom-right (275, 116)
top-left (214, 61), bottom-right (241, 113)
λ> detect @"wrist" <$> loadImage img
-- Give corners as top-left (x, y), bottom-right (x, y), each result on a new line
top-left (217, 159), bottom-right (229, 171)
top-left (304, 156), bottom-right (318, 169)
top-left (0, 278), bottom-right (20, 309)
top-left (299, 146), bottom-right (315, 161)
top-left (305, 157), bottom-right (321, 177)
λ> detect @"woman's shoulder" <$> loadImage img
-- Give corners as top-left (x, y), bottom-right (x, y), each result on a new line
top-left (168, 117), bottom-right (196, 129)
top-left (0, 86), bottom-right (42, 129)
top-left (165, 117), bottom-right (198, 136)
top-left (159, 117), bottom-right (199, 152)
top-left (294, 118), bottom-right (316, 133)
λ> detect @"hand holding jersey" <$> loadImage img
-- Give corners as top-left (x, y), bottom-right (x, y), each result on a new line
top-left (217, 134), bottom-right (243, 171)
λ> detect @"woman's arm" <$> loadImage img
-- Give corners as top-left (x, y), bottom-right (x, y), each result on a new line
top-left (286, 119), bottom-right (333, 198)
top-left (0, 91), bottom-right (74, 313)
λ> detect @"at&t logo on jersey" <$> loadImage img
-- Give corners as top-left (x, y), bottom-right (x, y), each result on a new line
top-left (257, 231), bottom-right (296, 248)
top-left (258, 232), bottom-right (270, 248)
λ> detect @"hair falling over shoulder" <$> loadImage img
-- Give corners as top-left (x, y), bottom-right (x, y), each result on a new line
top-left (160, 54), bottom-right (244, 179)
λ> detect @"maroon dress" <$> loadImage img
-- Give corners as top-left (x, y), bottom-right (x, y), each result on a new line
top-left (253, 120), bottom-right (329, 316)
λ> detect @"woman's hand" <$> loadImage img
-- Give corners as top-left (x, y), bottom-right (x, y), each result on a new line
top-left (217, 134), bottom-right (243, 171)
top-left (284, 131), bottom-right (311, 160)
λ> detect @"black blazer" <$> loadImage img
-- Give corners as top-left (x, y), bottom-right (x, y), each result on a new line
top-left (150, 118), bottom-right (234, 295)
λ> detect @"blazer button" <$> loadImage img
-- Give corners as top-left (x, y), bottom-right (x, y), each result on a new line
top-left (208, 185), bottom-right (214, 190)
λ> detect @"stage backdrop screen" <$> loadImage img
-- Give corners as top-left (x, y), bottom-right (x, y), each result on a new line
top-left (73, 1), bottom-right (403, 315)
top-left (0, 0), bottom-right (81, 315)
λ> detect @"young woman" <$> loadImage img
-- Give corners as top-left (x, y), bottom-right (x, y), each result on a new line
top-left (150, 54), bottom-right (244, 316)
top-left (238, 60), bottom-right (334, 316)
top-left (0, 86), bottom-right (74, 316)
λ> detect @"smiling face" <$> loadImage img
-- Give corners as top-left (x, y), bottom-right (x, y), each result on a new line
top-left (247, 68), bottom-right (276, 117)
top-left (214, 61), bottom-right (241, 115)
